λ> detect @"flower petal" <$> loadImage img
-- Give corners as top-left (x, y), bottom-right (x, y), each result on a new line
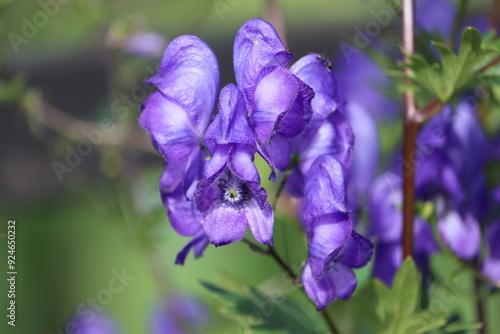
top-left (229, 144), bottom-right (260, 182)
top-left (262, 134), bottom-right (291, 171)
top-left (233, 19), bottom-right (291, 107)
top-left (175, 231), bottom-right (210, 265)
top-left (302, 155), bottom-right (349, 226)
top-left (482, 256), bottom-right (500, 284)
top-left (202, 202), bottom-right (248, 246)
top-left (147, 35), bottom-right (219, 135)
top-left (140, 92), bottom-right (198, 164)
top-left (161, 183), bottom-right (202, 237)
top-left (339, 230), bottom-right (374, 268)
top-left (307, 213), bottom-right (353, 278)
top-left (302, 262), bottom-right (357, 310)
top-left (372, 241), bottom-right (401, 287)
top-left (195, 167), bottom-right (225, 213)
top-left (204, 84), bottom-right (255, 152)
top-left (250, 66), bottom-right (312, 144)
top-left (438, 211), bottom-right (480, 260)
top-left (245, 199), bottom-right (274, 245)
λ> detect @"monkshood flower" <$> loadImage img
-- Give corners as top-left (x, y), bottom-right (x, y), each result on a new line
top-left (483, 220), bottom-right (500, 284)
top-left (71, 312), bottom-right (121, 334)
top-left (140, 35), bottom-right (219, 193)
top-left (140, 35), bottom-right (219, 263)
top-left (194, 84), bottom-right (274, 246)
top-left (369, 173), bottom-right (438, 286)
top-left (284, 53), bottom-right (354, 197)
top-left (150, 294), bottom-right (210, 334)
top-left (301, 155), bottom-right (373, 309)
top-left (124, 31), bottom-right (167, 58)
top-left (233, 19), bottom-right (314, 175)
top-left (415, 0), bottom-right (456, 37)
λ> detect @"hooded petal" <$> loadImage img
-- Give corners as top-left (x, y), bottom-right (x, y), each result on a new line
top-left (290, 53), bottom-right (344, 121)
top-left (250, 66), bottom-right (313, 144)
top-left (202, 202), bottom-right (248, 246)
top-left (140, 92), bottom-right (198, 164)
top-left (233, 18), bottom-right (291, 107)
top-left (438, 211), bottom-right (480, 260)
top-left (245, 199), bottom-right (274, 245)
top-left (175, 231), bottom-right (210, 265)
top-left (146, 35), bottom-right (219, 135)
top-left (302, 262), bottom-right (357, 310)
top-left (307, 213), bottom-right (353, 278)
top-left (204, 84), bottom-right (255, 152)
top-left (338, 230), bottom-right (374, 268)
top-left (302, 155), bottom-right (349, 226)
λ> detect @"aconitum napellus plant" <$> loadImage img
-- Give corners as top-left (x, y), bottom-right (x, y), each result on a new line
top-left (139, 18), bottom-right (373, 312)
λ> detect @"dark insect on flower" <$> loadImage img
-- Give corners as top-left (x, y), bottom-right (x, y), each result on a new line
top-left (316, 53), bottom-right (333, 71)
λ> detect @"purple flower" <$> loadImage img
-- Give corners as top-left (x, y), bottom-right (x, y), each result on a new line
top-left (301, 155), bottom-right (373, 309)
top-left (140, 35), bottom-right (219, 192)
top-left (369, 173), bottom-right (438, 286)
top-left (140, 35), bottom-right (219, 263)
top-left (438, 210), bottom-right (480, 260)
top-left (71, 312), bottom-right (120, 334)
top-left (415, 0), bottom-right (456, 37)
top-left (124, 32), bottom-right (167, 58)
top-left (285, 54), bottom-right (354, 197)
top-left (233, 19), bottom-right (314, 175)
top-left (150, 294), bottom-right (210, 334)
top-left (194, 84), bottom-right (274, 246)
top-left (482, 220), bottom-right (500, 284)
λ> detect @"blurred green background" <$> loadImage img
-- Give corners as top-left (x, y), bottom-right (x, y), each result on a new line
top-left (0, 0), bottom-right (497, 333)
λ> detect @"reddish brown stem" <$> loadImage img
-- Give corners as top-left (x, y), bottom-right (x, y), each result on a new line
top-left (402, 0), bottom-right (417, 259)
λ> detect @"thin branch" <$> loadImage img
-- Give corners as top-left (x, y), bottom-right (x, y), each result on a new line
top-left (242, 240), bottom-right (340, 333)
top-left (21, 100), bottom-right (158, 155)
top-left (491, 0), bottom-right (500, 33)
top-left (402, 0), bottom-right (417, 259)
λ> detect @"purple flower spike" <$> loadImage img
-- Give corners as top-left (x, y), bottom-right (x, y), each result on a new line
top-left (146, 35), bottom-right (219, 137)
top-left (233, 18), bottom-right (292, 108)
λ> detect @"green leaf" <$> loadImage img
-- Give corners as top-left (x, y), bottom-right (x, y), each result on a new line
top-left (373, 258), bottom-right (422, 334)
top-left (200, 280), bottom-right (323, 334)
top-left (400, 27), bottom-right (500, 104)
top-left (443, 322), bottom-right (484, 333)
top-left (405, 308), bottom-right (447, 333)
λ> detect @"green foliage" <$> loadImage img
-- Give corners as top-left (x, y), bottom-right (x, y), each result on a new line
top-left (400, 27), bottom-right (499, 103)
top-left (373, 257), bottom-right (447, 334)
top-left (200, 281), bottom-right (324, 334)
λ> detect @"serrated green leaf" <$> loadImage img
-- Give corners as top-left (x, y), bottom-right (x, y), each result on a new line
top-left (200, 280), bottom-right (323, 334)
top-left (387, 257), bottom-right (420, 334)
top-left (404, 308), bottom-right (447, 334)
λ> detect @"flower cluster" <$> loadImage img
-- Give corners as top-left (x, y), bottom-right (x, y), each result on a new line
top-left (139, 18), bottom-right (373, 310)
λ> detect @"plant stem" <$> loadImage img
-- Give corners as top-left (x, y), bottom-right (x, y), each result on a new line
top-left (475, 273), bottom-right (486, 334)
top-left (402, 0), bottom-right (417, 259)
top-left (242, 239), bottom-right (340, 333)
top-left (491, 0), bottom-right (500, 32)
